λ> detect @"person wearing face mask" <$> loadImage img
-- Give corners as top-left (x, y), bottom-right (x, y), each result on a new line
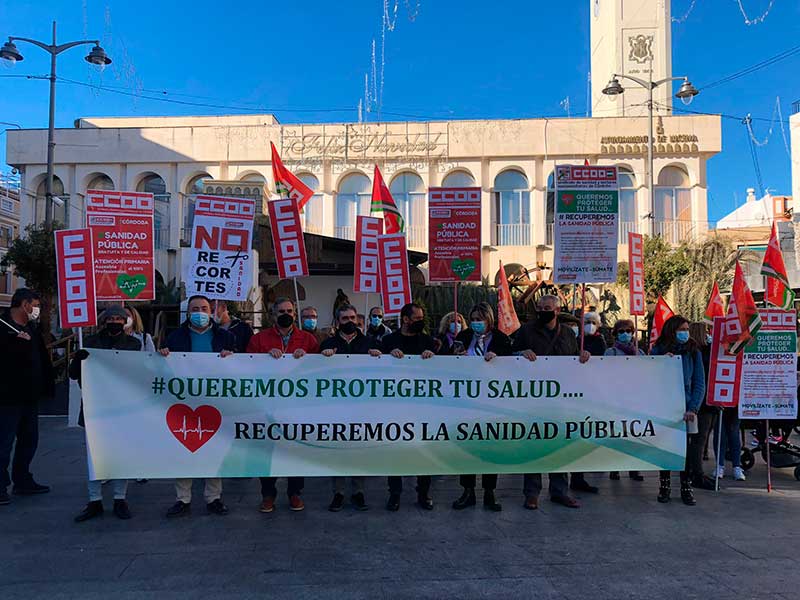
top-left (159, 295), bottom-right (236, 518)
top-left (124, 306), bottom-right (156, 352)
top-left (300, 306), bottom-right (330, 345)
top-left (366, 306), bottom-right (392, 343)
top-left (247, 297), bottom-right (320, 513)
top-left (0, 288), bottom-right (54, 506)
top-left (381, 302), bottom-right (438, 511)
top-left (605, 319), bottom-right (646, 483)
top-left (651, 315), bottom-right (706, 506)
top-left (435, 311), bottom-right (467, 355)
top-left (451, 303), bottom-right (511, 512)
top-left (512, 294), bottom-right (590, 510)
top-left (561, 314), bottom-right (581, 339)
top-left (69, 306), bottom-right (141, 521)
top-left (212, 300), bottom-right (253, 354)
top-left (686, 322), bottom-right (719, 490)
top-left (320, 304), bottom-right (382, 512)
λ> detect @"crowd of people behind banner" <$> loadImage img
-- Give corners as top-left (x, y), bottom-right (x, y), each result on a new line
top-left (0, 285), bottom-right (753, 522)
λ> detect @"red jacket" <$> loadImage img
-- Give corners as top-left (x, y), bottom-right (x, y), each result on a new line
top-left (246, 325), bottom-right (320, 355)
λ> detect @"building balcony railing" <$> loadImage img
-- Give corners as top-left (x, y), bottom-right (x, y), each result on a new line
top-left (0, 232), bottom-right (13, 248)
top-left (334, 225), bottom-right (356, 241)
top-left (495, 223), bottom-right (531, 246)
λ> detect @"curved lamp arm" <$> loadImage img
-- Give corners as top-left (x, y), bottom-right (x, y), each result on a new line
top-left (9, 36), bottom-right (99, 56)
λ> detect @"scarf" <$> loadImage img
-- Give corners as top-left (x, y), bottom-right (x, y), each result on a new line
top-left (613, 341), bottom-right (638, 356)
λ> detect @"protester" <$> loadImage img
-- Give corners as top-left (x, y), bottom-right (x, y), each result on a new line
top-left (451, 303), bottom-right (510, 512)
top-left (688, 322), bottom-right (719, 490)
top-left (0, 288), bottom-right (54, 506)
top-left (366, 306), bottom-right (392, 343)
top-left (651, 315), bottom-right (706, 505)
top-left (561, 313), bottom-right (581, 338)
top-left (320, 303), bottom-right (381, 512)
top-left (300, 305), bottom-right (329, 345)
top-left (356, 313), bottom-right (365, 332)
top-left (435, 311), bottom-right (467, 355)
top-left (247, 297), bottom-right (319, 513)
top-left (159, 295), bottom-right (236, 518)
top-left (69, 307), bottom-right (141, 521)
top-left (124, 306), bottom-right (155, 352)
top-left (382, 302), bottom-right (437, 511)
top-left (605, 319), bottom-right (645, 483)
top-left (512, 294), bottom-right (590, 510)
top-left (212, 300), bottom-right (254, 354)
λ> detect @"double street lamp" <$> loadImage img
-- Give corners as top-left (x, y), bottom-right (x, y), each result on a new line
top-left (602, 71), bottom-right (699, 237)
top-left (1, 21), bottom-right (111, 230)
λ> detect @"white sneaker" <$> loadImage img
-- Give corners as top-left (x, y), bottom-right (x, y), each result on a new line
top-left (733, 467), bottom-right (746, 481)
top-left (714, 466), bottom-right (726, 479)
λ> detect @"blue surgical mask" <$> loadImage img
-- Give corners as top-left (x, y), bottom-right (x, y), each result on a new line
top-left (370, 315), bottom-right (382, 327)
top-left (470, 321), bottom-right (486, 335)
top-left (676, 331), bottom-right (690, 344)
top-left (449, 321), bottom-right (462, 334)
top-left (302, 318), bottom-right (317, 331)
top-left (706, 334), bottom-right (713, 345)
top-left (569, 326), bottom-right (579, 337)
top-left (190, 312), bottom-right (210, 328)
top-left (617, 332), bottom-right (633, 344)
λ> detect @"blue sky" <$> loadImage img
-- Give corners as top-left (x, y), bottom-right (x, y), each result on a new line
top-left (1, 0), bottom-right (798, 224)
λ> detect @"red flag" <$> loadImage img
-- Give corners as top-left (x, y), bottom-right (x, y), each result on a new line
top-left (704, 282), bottom-right (725, 323)
top-left (724, 261), bottom-right (763, 354)
top-left (761, 222), bottom-right (795, 309)
top-left (649, 295), bottom-right (674, 347)
top-left (496, 261), bottom-right (520, 336)
top-left (584, 158), bottom-right (590, 166)
top-left (270, 142), bottom-right (313, 211)
top-left (371, 165), bottom-right (404, 234)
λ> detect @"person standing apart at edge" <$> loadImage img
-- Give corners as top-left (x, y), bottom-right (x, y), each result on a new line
top-left (381, 302), bottom-right (437, 511)
top-left (366, 306), bottom-right (392, 344)
top-left (0, 289), bottom-right (54, 506)
top-left (300, 305), bottom-right (330, 345)
top-left (687, 322), bottom-right (721, 489)
top-left (213, 300), bottom-right (253, 354)
top-left (247, 297), bottom-right (320, 513)
top-left (451, 303), bottom-right (510, 512)
top-left (512, 294), bottom-right (590, 510)
top-left (650, 315), bottom-right (705, 506)
top-left (159, 295), bottom-right (236, 518)
top-left (69, 307), bottom-right (141, 521)
top-left (568, 311), bottom-right (607, 495)
top-left (434, 311), bottom-right (467, 355)
top-left (124, 306), bottom-right (155, 352)
top-left (320, 303), bottom-right (382, 512)
top-left (605, 319), bottom-right (645, 483)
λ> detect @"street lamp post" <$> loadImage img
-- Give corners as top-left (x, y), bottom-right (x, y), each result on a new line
top-left (1, 21), bottom-right (111, 230)
top-left (601, 70), bottom-right (698, 237)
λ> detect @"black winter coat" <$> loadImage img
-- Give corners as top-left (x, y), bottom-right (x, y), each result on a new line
top-left (455, 329), bottom-right (513, 356)
top-left (0, 310), bottom-right (54, 406)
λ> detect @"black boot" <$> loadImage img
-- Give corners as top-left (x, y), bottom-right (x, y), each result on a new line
top-left (680, 475), bottom-right (696, 506)
top-left (483, 490), bottom-right (502, 512)
top-left (452, 488), bottom-right (476, 510)
top-left (609, 471), bottom-right (620, 480)
top-left (75, 500), bottom-right (104, 522)
top-left (629, 471), bottom-right (644, 482)
top-left (657, 474), bottom-right (671, 503)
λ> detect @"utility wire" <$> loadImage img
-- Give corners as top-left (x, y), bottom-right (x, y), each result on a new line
top-left (699, 44), bottom-right (800, 91)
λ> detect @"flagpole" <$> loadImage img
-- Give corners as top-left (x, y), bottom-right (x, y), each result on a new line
top-left (454, 282), bottom-right (459, 322)
top-left (715, 407), bottom-right (723, 492)
top-left (293, 277), bottom-right (302, 328)
top-left (761, 271), bottom-right (772, 493)
top-left (579, 283), bottom-right (587, 354)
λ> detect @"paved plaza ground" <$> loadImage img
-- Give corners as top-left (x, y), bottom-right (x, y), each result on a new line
top-left (1, 417), bottom-right (799, 599)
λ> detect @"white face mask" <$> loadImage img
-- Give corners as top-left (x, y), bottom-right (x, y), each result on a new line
top-left (125, 317), bottom-right (134, 329)
top-left (29, 306), bottom-right (41, 321)
top-left (584, 323), bottom-right (597, 335)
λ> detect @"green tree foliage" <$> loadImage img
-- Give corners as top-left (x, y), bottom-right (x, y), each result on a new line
top-left (616, 235), bottom-right (691, 300)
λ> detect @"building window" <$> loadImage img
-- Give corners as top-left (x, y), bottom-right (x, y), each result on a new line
top-left (183, 174), bottom-right (211, 243)
top-left (35, 176), bottom-right (68, 226)
top-left (619, 168), bottom-right (638, 239)
top-left (0, 225), bottom-right (13, 248)
top-left (494, 170), bottom-right (530, 246)
top-left (390, 172), bottom-right (426, 249)
top-left (335, 173), bottom-right (371, 241)
top-left (654, 166), bottom-right (691, 243)
top-left (137, 174), bottom-right (170, 250)
top-left (442, 170), bottom-right (475, 188)
top-left (87, 174), bottom-right (114, 191)
top-left (0, 198), bottom-right (13, 214)
top-left (298, 174), bottom-right (323, 234)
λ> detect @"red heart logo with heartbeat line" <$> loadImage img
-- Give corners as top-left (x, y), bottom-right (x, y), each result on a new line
top-left (166, 404), bottom-right (222, 453)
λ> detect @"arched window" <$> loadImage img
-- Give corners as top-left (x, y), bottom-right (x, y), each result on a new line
top-left (35, 175), bottom-right (67, 225)
top-left (335, 172), bottom-right (371, 240)
top-left (87, 174), bottom-right (114, 191)
top-left (390, 172), bottom-right (425, 249)
top-left (299, 174), bottom-right (323, 234)
top-left (655, 166), bottom-right (691, 243)
top-left (137, 174), bottom-right (169, 249)
top-left (619, 167), bottom-right (637, 238)
top-left (495, 169), bottom-right (530, 246)
top-left (442, 170), bottom-right (475, 188)
top-left (185, 174), bottom-right (209, 196)
top-left (182, 174), bottom-right (211, 242)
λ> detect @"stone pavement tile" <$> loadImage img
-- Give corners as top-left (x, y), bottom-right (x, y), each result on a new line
top-left (380, 576), bottom-right (565, 600)
top-left (2, 552), bottom-right (136, 585)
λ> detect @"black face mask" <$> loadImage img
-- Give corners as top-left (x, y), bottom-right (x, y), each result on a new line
top-left (537, 311), bottom-right (556, 325)
top-left (106, 322), bottom-right (124, 336)
top-left (276, 313), bottom-right (294, 328)
top-left (408, 320), bottom-right (425, 334)
top-left (339, 321), bottom-right (358, 335)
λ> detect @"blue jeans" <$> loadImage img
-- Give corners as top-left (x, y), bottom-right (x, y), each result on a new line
top-left (714, 408), bottom-right (741, 468)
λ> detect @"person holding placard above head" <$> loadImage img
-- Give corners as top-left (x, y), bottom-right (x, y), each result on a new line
top-left (650, 315), bottom-right (706, 506)
top-left (450, 303), bottom-right (511, 512)
top-left (512, 294), bottom-right (590, 510)
top-left (159, 295), bottom-right (236, 518)
top-left (366, 306), bottom-right (392, 344)
top-left (434, 311), bottom-right (468, 355)
top-left (247, 297), bottom-right (319, 513)
top-left (381, 302), bottom-right (437, 511)
top-left (320, 303), bottom-right (382, 512)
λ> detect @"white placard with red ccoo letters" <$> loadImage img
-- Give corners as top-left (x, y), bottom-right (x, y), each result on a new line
top-left (627, 232), bottom-right (645, 316)
top-left (377, 233), bottom-right (412, 317)
top-left (54, 228), bottom-right (97, 328)
top-left (268, 197), bottom-right (309, 279)
top-left (354, 216), bottom-right (383, 293)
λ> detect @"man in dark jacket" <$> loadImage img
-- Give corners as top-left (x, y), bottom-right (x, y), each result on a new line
top-left (320, 303), bottom-right (381, 512)
top-left (366, 306), bottom-right (392, 343)
top-left (213, 300), bottom-right (253, 354)
top-left (0, 288), bottom-right (54, 506)
top-left (512, 294), bottom-right (590, 510)
top-left (69, 306), bottom-right (141, 521)
top-left (159, 295), bottom-right (236, 518)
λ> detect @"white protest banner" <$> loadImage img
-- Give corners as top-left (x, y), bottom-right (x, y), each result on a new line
top-left (378, 233), bottom-right (412, 317)
top-left (182, 195), bottom-right (255, 300)
top-left (268, 197), bottom-right (309, 279)
top-left (354, 216), bottom-right (382, 293)
top-left (54, 228), bottom-right (97, 328)
top-left (738, 309), bottom-right (798, 419)
top-left (553, 165), bottom-right (619, 283)
top-left (82, 351), bottom-right (687, 479)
